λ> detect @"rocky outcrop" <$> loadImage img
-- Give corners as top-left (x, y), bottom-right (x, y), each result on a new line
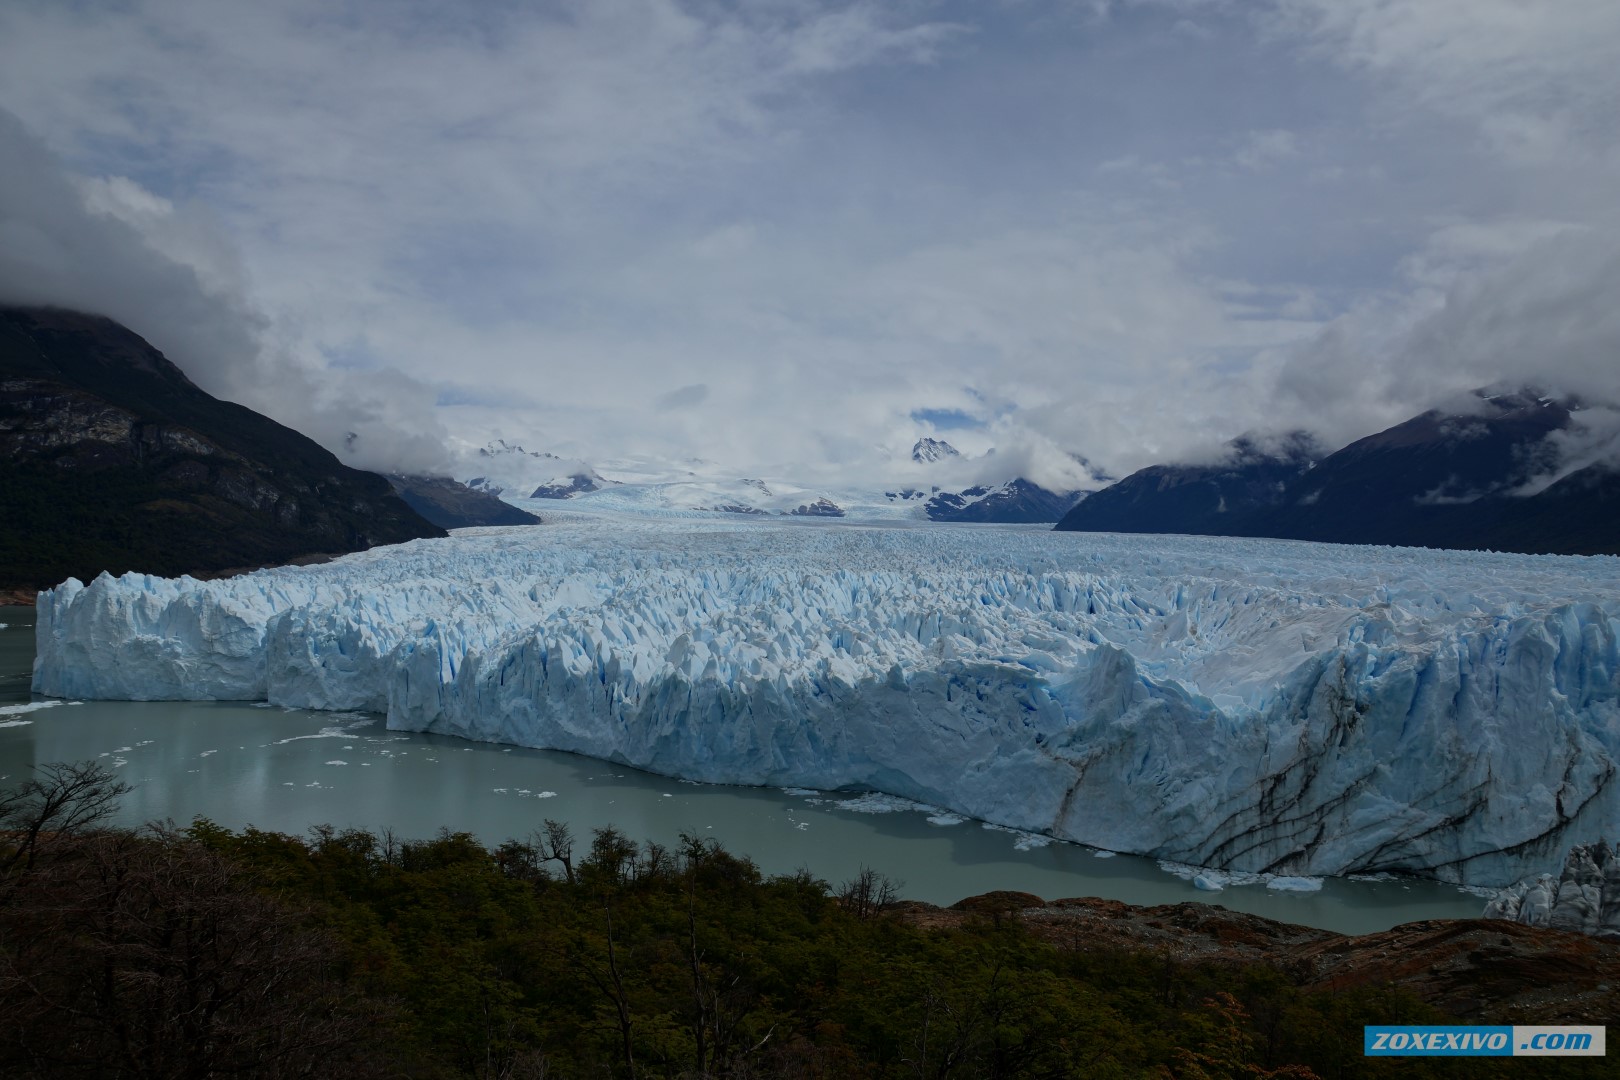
top-left (785, 498), bottom-right (845, 517)
top-left (703, 504), bottom-right (768, 515)
top-left (1484, 841), bottom-right (1620, 939)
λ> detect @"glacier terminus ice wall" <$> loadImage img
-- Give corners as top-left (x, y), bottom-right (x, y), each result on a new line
top-left (32, 517), bottom-right (1620, 887)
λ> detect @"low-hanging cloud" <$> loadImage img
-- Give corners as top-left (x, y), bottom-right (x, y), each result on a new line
top-left (0, 109), bottom-right (451, 475)
top-left (1256, 225), bottom-right (1620, 473)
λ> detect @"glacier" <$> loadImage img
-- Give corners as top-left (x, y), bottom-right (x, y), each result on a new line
top-left (31, 515), bottom-right (1620, 887)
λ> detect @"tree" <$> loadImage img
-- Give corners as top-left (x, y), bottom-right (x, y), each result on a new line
top-left (0, 825), bottom-right (392, 1078)
top-left (537, 819), bottom-right (576, 884)
top-left (0, 760), bottom-right (129, 879)
top-left (836, 865), bottom-right (902, 921)
top-left (1168, 993), bottom-right (1321, 1080)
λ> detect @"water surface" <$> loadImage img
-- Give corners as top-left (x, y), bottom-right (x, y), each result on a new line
top-left (3, 606), bottom-right (1485, 934)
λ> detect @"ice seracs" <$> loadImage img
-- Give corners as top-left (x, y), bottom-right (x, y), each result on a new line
top-left (33, 518), bottom-right (1620, 888)
top-left (1484, 841), bottom-right (1620, 938)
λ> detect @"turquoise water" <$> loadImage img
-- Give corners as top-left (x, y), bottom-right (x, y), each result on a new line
top-left (2, 606), bottom-right (1485, 934)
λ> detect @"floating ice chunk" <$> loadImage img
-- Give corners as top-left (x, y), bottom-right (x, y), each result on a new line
top-left (1266, 876), bottom-right (1325, 893)
top-left (837, 792), bottom-right (934, 814)
top-left (1, 701), bottom-right (64, 718)
top-left (1193, 874), bottom-right (1224, 892)
top-left (984, 822), bottom-right (1053, 849)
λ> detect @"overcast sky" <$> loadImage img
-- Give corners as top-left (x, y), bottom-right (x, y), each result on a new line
top-left (2, 0), bottom-right (1618, 484)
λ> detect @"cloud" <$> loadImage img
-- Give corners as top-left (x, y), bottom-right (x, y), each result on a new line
top-left (1265, 0), bottom-right (1620, 167)
top-left (1230, 129), bottom-right (1298, 172)
top-left (657, 384), bottom-right (709, 410)
top-left (1259, 225), bottom-right (1620, 470)
top-left (0, 109), bottom-right (451, 474)
top-left (2, 0), bottom-right (1618, 489)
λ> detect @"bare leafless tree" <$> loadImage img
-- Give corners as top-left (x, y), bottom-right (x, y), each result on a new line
top-left (536, 819), bottom-right (576, 884)
top-left (836, 866), bottom-right (902, 921)
top-left (0, 760), bottom-right (130, 879)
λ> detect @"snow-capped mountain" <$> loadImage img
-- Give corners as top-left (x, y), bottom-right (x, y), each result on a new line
top-left (529, 470), bottom-right (611, 499)
top-left (902, 438), bottom-right (1094, 522)
top-left (462, 440), bottom-right (560, 496)
top-left (924, 479), bottom-right (1086, 524)
top-left (37, 517), bottom-right (1620, 887)
top-left (911, 437), bottom-right (960, 464)
top-left (462, 440), bottom-right (612, 500)
top-left (455, 437), bottom-right (1091, 523)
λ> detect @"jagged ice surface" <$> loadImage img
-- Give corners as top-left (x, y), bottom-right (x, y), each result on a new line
top-left (33, 519), bottom-right (1620, 886)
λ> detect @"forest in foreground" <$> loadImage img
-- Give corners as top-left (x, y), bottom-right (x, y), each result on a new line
top-left (0, 763), bottom-right (1606, 1079)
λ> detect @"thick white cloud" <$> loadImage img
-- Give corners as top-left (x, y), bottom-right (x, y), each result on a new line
top-left (0, 0), bottom-right (1616, 482)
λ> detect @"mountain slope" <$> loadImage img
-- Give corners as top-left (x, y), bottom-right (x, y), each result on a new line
top-left (0, 305), bottom-right (446, 589)
top-left (384, 474), bottom-right (541, 529)
top-left (1244, 392), bottom-right (1571, 547)
top-left (1479, 461), bottom-right (1620, 556)
top-left (1057, 396), bottom-right (1619, 556)
top-left (925, 479), bottom-right (1082, 523)
top-left (1057, 433), bottom-right (1319, 536)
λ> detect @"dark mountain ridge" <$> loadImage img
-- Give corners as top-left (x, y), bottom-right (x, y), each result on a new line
top-left (0, 305), bottom-right (446, 590)
top-left (1058, 431), bottom-right (1321, 536)
top-left (384, 474), bottom-right (541, 529)
top-left (1057, 393), bottom-right (1620, 556)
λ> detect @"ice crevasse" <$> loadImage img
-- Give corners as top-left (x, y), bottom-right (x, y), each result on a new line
top-left (31, 518), bottom-right (1620, 887)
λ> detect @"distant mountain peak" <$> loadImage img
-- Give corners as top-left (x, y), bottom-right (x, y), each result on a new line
top-left (924, 477), bottom-right (1082, 523)
top-left (912, 437), bottom-right (960, 464)
top-left (479, 438), bottom-right (559, 461)
top-left (530, 468), bottom-right (611, 499)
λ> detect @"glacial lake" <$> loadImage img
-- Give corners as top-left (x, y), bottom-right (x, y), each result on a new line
top-left (3, 605), bottom-right (1485, 934)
